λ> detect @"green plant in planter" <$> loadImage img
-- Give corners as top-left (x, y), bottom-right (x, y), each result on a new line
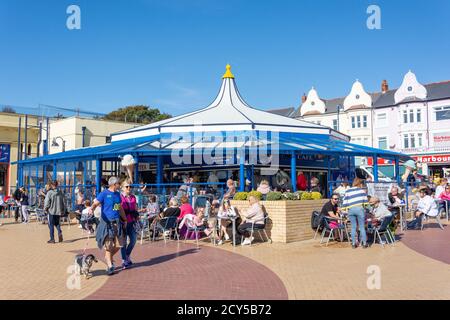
top-left (266, 191), bottom-right (282, 201)
top-left (283, 192), bottom-right (297, 200)
top-left (234, 192), bottom-right (248, 200)
top-left (294, 191), bottom-right (303, 200)
top-left (248, 190), bottom-right (263, 201)
top-left (300, 192), bottom-right (312, 200)
top-left (310, 192), bottom-right (323, 200)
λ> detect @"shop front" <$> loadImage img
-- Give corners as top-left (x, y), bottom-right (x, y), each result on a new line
top-left (0, 144), bottom-right (10, 197)
top-left (412, 154), bottom-right (450, 179)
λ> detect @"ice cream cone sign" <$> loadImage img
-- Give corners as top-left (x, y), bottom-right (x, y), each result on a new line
top-left (402, 159), bottom-right (416, 182)
top-left (121, 154), bottom-right (136, 183)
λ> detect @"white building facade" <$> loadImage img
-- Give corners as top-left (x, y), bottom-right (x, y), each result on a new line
top-left (293, 71), bottom-right (450, 178)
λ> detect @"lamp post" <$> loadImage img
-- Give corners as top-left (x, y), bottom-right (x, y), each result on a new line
top-left (52, 136), bottom-right (66, 152)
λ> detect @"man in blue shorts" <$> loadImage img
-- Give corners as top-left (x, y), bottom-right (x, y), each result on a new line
top-left (91, 176), bottom-right (127, 275)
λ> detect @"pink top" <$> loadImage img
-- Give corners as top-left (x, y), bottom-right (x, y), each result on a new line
top-left (121, 194), bottom-right (138, 223)
top-left (178, 203), bottom-right (194, 221)
top-left (439, 191), bottom-right (450, 201)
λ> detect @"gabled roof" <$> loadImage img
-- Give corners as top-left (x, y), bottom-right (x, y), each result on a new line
top-left (294, 80), bottom-right (450, 117)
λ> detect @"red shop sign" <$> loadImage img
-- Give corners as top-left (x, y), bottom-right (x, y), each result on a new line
top-left (412, 154), bottom-right (450, 163)
top-left (367, 157), bottom-right (392, 166)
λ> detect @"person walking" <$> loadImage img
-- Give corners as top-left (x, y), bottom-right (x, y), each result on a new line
top-left (13, 187), bottom-right (23, 223)
top-left (342, 177), bottom-right (369, 249)
top-left (90, 177), bottom-right (127, 276)
top-left (20, 188), bottom-right (29, 224)
top-left (120, 180), bottom-right (139, 270)
top-left (44, 180), bottom-right (66, 244)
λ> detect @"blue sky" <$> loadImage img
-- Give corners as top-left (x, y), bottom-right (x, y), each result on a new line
top-left (1, 0), bottom-right (449, 116)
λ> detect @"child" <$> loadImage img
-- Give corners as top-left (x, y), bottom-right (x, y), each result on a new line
top-left (80, 200), bottom-right (95, 233)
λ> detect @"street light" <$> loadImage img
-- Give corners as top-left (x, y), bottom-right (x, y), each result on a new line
top-left (52, 136), bottom-right (66, 152)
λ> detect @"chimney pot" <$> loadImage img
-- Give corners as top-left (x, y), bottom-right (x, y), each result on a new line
top-left (381, 80), bottom-right (389, 93)
top-left (301, 93), bottom-right (307, 103)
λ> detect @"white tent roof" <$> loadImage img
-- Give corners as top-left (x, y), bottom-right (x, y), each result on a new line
top-left (112, 65), bottom-right (343, 142)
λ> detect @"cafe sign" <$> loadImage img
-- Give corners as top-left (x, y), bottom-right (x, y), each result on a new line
top-left (412, 154), bottom-right (450, 164)
top-left (0, 144), bottom-right (10, 163)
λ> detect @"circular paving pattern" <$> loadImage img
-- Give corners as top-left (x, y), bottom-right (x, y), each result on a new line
top-left (401, 223), bottom-right (450, 265)
top-left (84, 242), bottom-right (288, 300)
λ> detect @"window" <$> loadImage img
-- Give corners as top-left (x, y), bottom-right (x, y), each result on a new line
top-left (417, 109), bottom-right (421, 123)
top-left (434, 106), bottom-right (450, 121)
top-left (332, 119), bottom-right (338, 131)
top-left (418, 133), bottom-right (423, 147)
top-left (409, 109), bottom-right (414, 123)
top-left (363, 137), bottom-right (369, 146)
top-left (403, 134), bottom-right (409, 148)
top-left (378, 137), bottom-right (387, 150)
top-left (363, 115), bottom-right (368, 128)
top-left (351, 116), bottom-right (356, 129)
top-left (105, 136), bottom-right (112, 143)
top-left (377, 113), bottom-right (387, 127)
top-left (403, 110), bottom-right (408, 124)
top-left (357, 116), bottom-right (361, 128)
top-left (410, 134), bottom-right (416, 148)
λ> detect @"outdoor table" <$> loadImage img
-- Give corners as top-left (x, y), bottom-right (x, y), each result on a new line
top-left (217, 215), bottom-right (237, 247)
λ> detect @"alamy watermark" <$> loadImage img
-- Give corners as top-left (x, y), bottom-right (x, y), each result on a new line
top-left (66, 5), bottom-right (81, 30)
top-left (366, 265), bottom-right (381, 290)
top-left (66, 264), bottom-right (81, 290)
top-left (367, 5), bottom-right (381, 30)
top-left (169, 125), bottom-right (280, 171)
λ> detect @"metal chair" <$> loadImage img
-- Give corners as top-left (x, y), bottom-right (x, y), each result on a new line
top-left (320, 216), bottom-right (350, 246)
top-left (421, 212), bottom-right (444, 230)
top-left (184, 216), bottom-right (216, 248)
top-left (239, 214), bottom-right (272, 246)
top-left (372, 215), bottom-right (395, 247)
top-left (153, 216), bottom-right (179, 243)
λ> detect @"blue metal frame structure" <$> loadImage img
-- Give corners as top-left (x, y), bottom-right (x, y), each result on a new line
top-left (14, 130), bottom-right (411, 205)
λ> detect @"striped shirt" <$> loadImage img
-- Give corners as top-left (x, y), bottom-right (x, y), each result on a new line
top-left (342, 187), bottom-right (368, 209)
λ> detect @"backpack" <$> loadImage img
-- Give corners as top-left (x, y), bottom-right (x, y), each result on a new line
top-left (311, 210), bottom-right (323, 231)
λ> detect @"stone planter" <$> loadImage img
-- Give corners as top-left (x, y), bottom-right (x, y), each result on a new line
top-left (231, 199), bottom-right (328, 243)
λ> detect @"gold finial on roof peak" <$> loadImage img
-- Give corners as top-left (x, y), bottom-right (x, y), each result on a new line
top-left (222, 64), bottom-right (235, 79)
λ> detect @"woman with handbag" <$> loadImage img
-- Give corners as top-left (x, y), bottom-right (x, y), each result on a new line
top-left (120, 180), bottom-right (139, 270)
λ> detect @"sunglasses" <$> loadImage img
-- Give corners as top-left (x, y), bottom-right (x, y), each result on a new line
top-left (124, 186), bottom-right (131, 189)
top-left (331, 198), bottom-right (339, 200)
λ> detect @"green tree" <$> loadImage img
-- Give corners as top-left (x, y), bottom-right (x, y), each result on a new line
top-left (1, 106), bottom-right (16, 113)
top-left (104, 105), bottom-right (171, 124)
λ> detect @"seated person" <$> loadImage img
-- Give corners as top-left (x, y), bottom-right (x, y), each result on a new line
top-left (80, 200), bottom-right (96, 233)
top-left (437, 184), bottom-right (450, 214)
top-left (256, 180), bottom-right (271, 200)
top-left (223, 179), bottom-right (236, 200)
top-left (161, 198), bottom-right (181, 218)
top-left (216, 199), bottom-right (238, 245)
top-left (368, 196), bottom-right (393, 232)
top-left (237, 196), bottom-right (265, 246)
top-left (319, 193), bottom-right (342, 238)
top-left (146, 195), bottom-right (160, 217)
top-left (407, 188), bottom-right (439, 230)
top-left (387, 186), bottom-right (404, 215)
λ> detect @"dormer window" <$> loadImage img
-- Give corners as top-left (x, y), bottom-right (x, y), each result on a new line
top-left (356, 94), bottom-right (360, 99)
top-left (407, 86), bottom-right (413, 92)
top-left (311, 101), bottom-right (315, 106)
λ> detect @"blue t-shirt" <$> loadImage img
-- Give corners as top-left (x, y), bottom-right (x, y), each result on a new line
top-left (96, 189), bottom-right (122, 221)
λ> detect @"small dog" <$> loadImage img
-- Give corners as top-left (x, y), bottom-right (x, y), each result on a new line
top-left (75, 254), bottom-right (98, 279)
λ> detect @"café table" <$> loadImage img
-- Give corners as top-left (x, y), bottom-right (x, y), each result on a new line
top-left (217, 215), bottom-right (237, 247)
top-left (387, 204), bottom-right (406, 231)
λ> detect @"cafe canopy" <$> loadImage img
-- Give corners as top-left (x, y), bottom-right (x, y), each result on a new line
top-left (16, 65), bottom-right (410, 202)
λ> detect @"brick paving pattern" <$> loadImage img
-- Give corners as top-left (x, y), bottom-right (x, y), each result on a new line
top-left (2, 217), bottom-right (450, 299)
